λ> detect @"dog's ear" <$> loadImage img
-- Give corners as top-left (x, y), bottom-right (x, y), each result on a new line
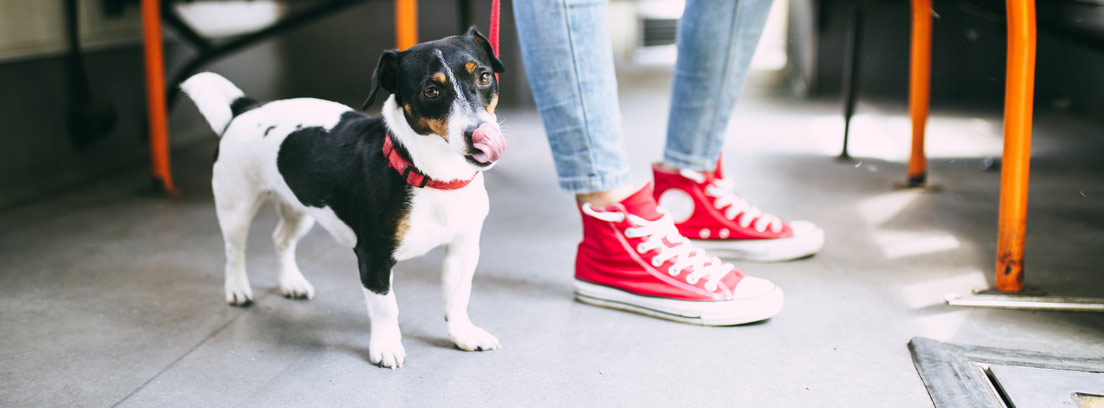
top-left (362, 49), bottom-right (401, 110)
top-left (466, 26), bottom-right (504, 73)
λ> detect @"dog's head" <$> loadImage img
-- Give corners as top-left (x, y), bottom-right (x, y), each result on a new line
top-left (364, 27), bottom-right (506, 173)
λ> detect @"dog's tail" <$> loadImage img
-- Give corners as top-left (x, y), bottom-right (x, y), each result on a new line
top-left (179, 72), bottom-right (251, 137)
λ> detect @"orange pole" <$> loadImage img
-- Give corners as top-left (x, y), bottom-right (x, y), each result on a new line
top-left (141, 0), bottom-right (175, 193)
top-left (395, 0), bottom-right (418, 50)
top-left (995, 0), bottom-right (1036, 292)
top-left (907, 0), bottom-right (932, 187)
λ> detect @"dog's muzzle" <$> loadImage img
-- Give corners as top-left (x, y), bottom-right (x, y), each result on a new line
top-left (470, 123), bottom-right (506, 163)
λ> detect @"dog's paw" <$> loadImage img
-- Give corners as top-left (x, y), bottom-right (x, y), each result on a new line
top-left (279, 272), bottom-right (315, 300)
top-left (369, 336), bottom-right (406, 369)
top-left (225, 281), bottom-right (254, 307)
top-left (449, 324), bottom-right (501, 352)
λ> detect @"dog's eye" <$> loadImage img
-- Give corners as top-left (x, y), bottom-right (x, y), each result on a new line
top-left (478, 72), bottom-right (491, 85)
top-left (423, 86), bottom-right (439, 99)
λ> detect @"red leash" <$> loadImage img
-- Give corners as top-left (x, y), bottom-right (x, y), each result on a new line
top-left (489, 0), bottom-right (500, 55)
top-left (489, 0), bottom-right (500, 80)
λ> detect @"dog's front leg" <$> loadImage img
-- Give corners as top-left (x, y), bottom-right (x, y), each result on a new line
top-left (357, 247), bottom-right (405, 369)
top-left (442, 235), bottom-right (500, 352)
top-left (363, 286), bottom-right (404, 369)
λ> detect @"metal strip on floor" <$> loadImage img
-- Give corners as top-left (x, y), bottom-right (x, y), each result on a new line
top-left (908, 337), bottom-right (1104, 408)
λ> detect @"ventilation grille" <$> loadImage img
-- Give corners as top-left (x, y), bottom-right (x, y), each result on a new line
top-left (642, 18), bottom-right (678, 47)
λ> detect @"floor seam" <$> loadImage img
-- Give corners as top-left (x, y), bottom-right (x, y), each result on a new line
top-left (110, 248), bottom-right (331, 407)
top-left (110, 298), bottom-right (263, 407)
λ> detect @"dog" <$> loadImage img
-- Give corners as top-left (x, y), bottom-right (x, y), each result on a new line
top-left (179, 27), bottom-right (506, 369)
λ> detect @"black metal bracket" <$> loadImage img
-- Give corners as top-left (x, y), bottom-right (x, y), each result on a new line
top-left (839, 0), bottom-right (865, 161)
top-left (159, 0), bottom-right (370, 109)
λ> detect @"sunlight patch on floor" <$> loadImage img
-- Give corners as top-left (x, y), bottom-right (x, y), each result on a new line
top-left (874, 230), bottom-right (962, 259)
top-left (857, 190), bottom-right (923, 226)
top-left (898, 270), bottom-right (989, 309)
top-left (899, 271), bottom-right (989, 339)
top-left (845, 115), bottom-right (1004, 161)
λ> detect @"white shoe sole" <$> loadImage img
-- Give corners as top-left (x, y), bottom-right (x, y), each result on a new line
top-left (692, 221), bottom-right (825, 262)
top-left (573, 279), bottom-right (783, 326)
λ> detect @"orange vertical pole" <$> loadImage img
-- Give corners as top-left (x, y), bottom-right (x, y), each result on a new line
top-left (141, 0), bottom-right (175, 193)
top-left (395, 0), bottom-right (418, 50)
top-left (995, 0), bottom-right (1036, 293)
top-left (907, 0), bottom-right (932, 187)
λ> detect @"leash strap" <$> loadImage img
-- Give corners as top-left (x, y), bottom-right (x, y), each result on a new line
top-left (489, 0), bottom-right (500, 55)
top-left (489, 0), bottom-right (500, 81)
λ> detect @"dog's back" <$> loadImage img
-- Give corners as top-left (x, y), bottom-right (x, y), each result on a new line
top-left (182, 73), bottom-right (361, 193)
top-left (184, 72), bottom-right (396, 249)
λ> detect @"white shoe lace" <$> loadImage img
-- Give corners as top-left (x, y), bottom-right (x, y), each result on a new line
top-left (582, 204), bottom-right (735, 291)
top-left (681, 170), bottom-right (784, 234)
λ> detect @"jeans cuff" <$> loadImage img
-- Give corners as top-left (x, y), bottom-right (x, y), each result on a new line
top-left (662, 150), bottom-right (717, 172)
top-left (557, 170), bottom-right (632, 194)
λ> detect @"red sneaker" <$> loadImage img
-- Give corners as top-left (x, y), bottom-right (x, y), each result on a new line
top-left (574, 184), bottom-right (783, 325)
top-left (652, 163), bottom-right (824, 262)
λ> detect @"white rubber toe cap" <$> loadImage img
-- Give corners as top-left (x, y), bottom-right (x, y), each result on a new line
top-left (789, 220), bottom-right (819, 236)
top-left (730, 276), bottom-right (778, 300)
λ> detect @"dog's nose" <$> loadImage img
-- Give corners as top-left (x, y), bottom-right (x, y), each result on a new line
top-left (469, 123), bottom-right (505, 163)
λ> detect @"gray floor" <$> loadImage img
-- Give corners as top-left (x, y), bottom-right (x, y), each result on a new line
top-left (2, 69), bottom-right (1103, 407)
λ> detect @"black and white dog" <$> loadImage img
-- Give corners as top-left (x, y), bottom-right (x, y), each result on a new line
top-left (180, 28), bottom-right (506, 369)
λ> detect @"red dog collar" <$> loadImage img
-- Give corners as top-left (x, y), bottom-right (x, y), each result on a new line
top-left (383, 135), bottom-right (476, 190)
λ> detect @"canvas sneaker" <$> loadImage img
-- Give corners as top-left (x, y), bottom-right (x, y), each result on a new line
top-left (574, 184), bottom-right (783, 326)
top-left (652, 163), bottom-right (824, 262)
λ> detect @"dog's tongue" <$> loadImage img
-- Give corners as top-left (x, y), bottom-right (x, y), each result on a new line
top-left (471, 123), bottom-right (505, 163)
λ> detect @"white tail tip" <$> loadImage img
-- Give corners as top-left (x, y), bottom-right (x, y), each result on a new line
top-left (179, 72), bottom-right (246, 136)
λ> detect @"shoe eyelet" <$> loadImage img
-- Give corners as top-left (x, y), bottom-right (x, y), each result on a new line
top-left (651, 258), bottom-right (662, 267)
top-left (668, 267), bottom-right (680, 276)
top-left (705, 282), bottom-right (718, 291)
top-left (636, 244), bottom-right (647, 254)
top-left (686, 276), bottom-right (700, 285)
top-left (624, 228), bottom-right (637, 238)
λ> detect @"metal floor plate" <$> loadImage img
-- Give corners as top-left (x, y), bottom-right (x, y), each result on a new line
top-left (1073, 393), bottom-right (1104, 408)
top-left (909, 337), bottom-right (1104, 408)
top-left (945, 291), bottom-right (1104, 312)
top-left (988, 364), bottom-right (1104, 407)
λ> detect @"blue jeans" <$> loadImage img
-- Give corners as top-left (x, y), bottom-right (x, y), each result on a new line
top-left (514, 0), bottom-right (774, 193)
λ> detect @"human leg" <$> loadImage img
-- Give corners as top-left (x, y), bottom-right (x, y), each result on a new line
top-left (514, 0), bottom-right (784, 324)
top-left (664, 0), bottom-right (774, 170)
top-left (655, 0), bottom-right (824, 261)
top-left (513, 0), bottom-right (630, 198)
